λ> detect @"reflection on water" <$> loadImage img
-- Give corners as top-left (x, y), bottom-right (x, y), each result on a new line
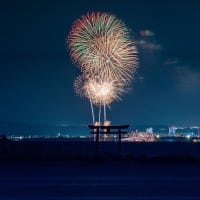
top-left (1, 176), bottom-right (200, 199)
top-left (0, 162), bottom-right (200, 199)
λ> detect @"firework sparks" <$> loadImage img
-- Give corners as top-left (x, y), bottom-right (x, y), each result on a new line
top-left (68, 12), bottom-right (138, 124)
top-left (83, 78), bottom-right (124, 106)
top-left (74, 75), bottom-right (85, 97)
top-left (74, 75), bottom-right (96, 124)
top-left (68, 12), bottom-right (138, 84)
top-left (74, 75), bottom-right (125, 106)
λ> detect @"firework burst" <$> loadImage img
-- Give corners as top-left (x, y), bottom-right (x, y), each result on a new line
top-left (74, 75), bottom-right (124, 106)
top-left (74, 75), bottom-right (96, 124)
top-left (83, 78), bottom-right (125, 106)
top-left (68, 12), bottom-right (138, 84)
top-left (68, 12), bottom-right (138, 124)
top-left (74, 75), bottom-right (84, 97)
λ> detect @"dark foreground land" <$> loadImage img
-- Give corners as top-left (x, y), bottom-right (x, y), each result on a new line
top-left (1, 140), bottom-right (200, 199)
top-left (1, 140), bottom-right (200, 160)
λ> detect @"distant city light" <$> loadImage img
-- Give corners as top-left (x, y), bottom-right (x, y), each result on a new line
top-left (186, 135), bottom-right (191, 139)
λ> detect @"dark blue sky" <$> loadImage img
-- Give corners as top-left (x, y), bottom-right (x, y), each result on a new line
top-left (1, 0), bottom-right (200, 127)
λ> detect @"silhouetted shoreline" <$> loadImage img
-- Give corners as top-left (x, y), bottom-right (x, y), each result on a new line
top-left (1, 138), bottom-right (200, 163)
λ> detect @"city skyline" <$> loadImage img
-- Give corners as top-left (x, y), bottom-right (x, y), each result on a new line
top-left (1, 0), bottom-right (200, 128)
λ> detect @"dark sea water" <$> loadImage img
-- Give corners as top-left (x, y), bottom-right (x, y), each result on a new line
top-left (0, 161), bottom-right (200, 199)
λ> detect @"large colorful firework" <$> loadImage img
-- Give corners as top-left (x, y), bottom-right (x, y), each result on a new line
top-left (68, 12), bottom-right (138, 84)
top-left (68, 12), bottom-right (138, 124)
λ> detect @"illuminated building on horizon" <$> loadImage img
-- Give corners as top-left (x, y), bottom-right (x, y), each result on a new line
top-left (169, 126), bottom-right (176, 135)
top-left (146, 127), bottom-right (153, 134)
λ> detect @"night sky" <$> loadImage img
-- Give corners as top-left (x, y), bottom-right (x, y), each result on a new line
top-left (1, 0), bottom-right (200, 128)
